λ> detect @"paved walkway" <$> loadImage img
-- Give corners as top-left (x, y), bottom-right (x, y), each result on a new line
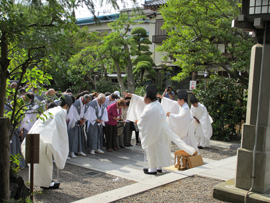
top-left (68, 140), bottom-right (238, 203)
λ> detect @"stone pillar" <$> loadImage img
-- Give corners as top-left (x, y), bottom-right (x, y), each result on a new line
top-left (235, 44), bottom-right (270, 193)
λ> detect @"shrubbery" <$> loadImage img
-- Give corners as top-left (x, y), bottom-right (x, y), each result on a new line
top-left (95, 77), bottom-right (120, 94)
top-left (193, 75), bottom-right (247, 141)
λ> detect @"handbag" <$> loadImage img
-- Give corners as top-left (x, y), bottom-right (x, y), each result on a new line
top-left (117, 122), bottom-right (124, 136)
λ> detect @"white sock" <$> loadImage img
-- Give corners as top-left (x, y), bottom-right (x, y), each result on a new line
top-left (148, 168), bottom-right (157, 172)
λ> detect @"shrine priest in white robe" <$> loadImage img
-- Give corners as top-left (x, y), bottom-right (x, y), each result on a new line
top-left (22, 94), bottom-right (73, 189)
top-left (190, 94), bottom-right (213, 149)
top-left (126, 85), bottom-right (196, 175)
top-left (159, 90), bottom-right (199, 152)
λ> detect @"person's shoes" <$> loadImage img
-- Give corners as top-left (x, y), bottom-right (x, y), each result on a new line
top-left (69, 152), bottom-right (77, 158)
top-left (41, 181), bottom-right (60, 189)
top-left (198, 146), bottom-right (204, 149)
top-left (120, 146), bottom-right (126, 148)
top-left (90, 150), bottom-right (95, 155)
top-left (113, 148), bottom-right (119, 151)
top-left (143, 168), bottom-right (157, 175)
top-left (66, 156), bottom-right (71, 160)
top-left (117, 146), bottom-right (121, 149)
top-left (136, 143), bottom-right (141, 146)
top-left (96, 149), bottom-right (104, 154)
top-left (78, 152), bottom-right (86, 156)
top-left (124, 145), bottom-right (130, 147)
top-left (107, 148), bottom-right (112, 152)
top-left (157, 169), bottom-right (162, 173)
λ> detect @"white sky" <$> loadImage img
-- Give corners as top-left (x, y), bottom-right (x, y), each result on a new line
top-left (75, 0), bottom-right (145, 19)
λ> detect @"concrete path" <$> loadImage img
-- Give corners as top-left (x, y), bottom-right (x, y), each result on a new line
top-left (68, 140), bottom-right (237, 203)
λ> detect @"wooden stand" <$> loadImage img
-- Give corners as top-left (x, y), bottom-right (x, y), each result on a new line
top-left (25, 134), bottom-right (40, 202)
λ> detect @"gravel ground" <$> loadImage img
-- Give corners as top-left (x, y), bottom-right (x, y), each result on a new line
top-left (115, 176), bottom-right (226, 203)
top-left (18, 163), bottom-right (135, 203)
top-left (17, 141), bottom-right (236, 203)
top-left (171, 143), bottom-right (237, 160)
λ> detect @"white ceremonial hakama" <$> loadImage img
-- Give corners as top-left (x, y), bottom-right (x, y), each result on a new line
top-left (127, 95), bottom-right (196, 169)
top-left (191, 103), bottom-right (213, 147)
top-left (161, 97), bottom-right (199, 152)
top-left (22, 106), bottom-right (69, 187)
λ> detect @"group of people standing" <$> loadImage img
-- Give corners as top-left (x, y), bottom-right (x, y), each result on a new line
top-left (6, 82), bottom-right (213, 187)
top-left (66, 91), bottom-right (140, 158)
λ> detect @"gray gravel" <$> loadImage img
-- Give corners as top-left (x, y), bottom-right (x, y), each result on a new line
top-left (115, 176), bottom-right (227, 203)
top-left (18, 163), bottom-right (135, 203)
top-left (17, 141), bottom-right (236, 203)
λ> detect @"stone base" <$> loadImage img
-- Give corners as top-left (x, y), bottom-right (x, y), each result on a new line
top-left (213, 179), bottom-right (270, 203)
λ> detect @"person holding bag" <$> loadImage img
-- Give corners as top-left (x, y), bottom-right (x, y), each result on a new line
top-left (105, 98), bottom-right (125, 152)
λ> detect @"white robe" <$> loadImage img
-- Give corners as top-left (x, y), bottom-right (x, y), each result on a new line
top-left (85, 100), bottom-right (108, 129)
top-left (191, 103), bottom-right (213, 147)
top-left (127, 95), bottom-right (196, 169)
top-left (161, 97), bottom-right (199, 152)
top-left (104, 96), bottom-right (116, 107)
top-left (21, 106), bottom-right (69, 187)
top-left (67, 98), bottom-right (85, 130)
top-left (19, 103), bottom-right (40, 132)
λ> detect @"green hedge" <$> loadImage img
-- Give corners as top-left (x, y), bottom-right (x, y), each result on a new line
top-left (193, 75), bottom-right (247, 141)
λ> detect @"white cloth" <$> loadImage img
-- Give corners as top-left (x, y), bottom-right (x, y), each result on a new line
top-left (21, 106), bottom-right (69, 187)
top-left (127, 94), bottom-right (196, 169)
top-left (104, 96), bottom-right (116, 107)
top-left (86, 100), bottom-right (108, 128)
top-left (161, 97), bottom-right (199, 152)
top-left (19, 104), bottom-right (40, 131)
top-left (67, 98), bottom-right (85, 129)
top-left (191, 103), bottom-right (213, 147)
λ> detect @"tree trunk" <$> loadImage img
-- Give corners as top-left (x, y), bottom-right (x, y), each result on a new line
top-left (192, 71), bottom-right (196, 80)
top-left (114, 60), bottom-right (126, 95)
top-left (0, 31), bottom-right (10, 202)
top-left (0, 118), bottom-right (11, 203)
top-left (140, 69), bottom-right (145, 85)
top-left (123, 44), bottom-right (135, 93)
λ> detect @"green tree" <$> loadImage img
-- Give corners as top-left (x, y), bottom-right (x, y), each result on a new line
top-left (131, 27), bottom-right (156, 84)
top-left (70, 14), bottom-right (143, 94)
top-left (193, 75), bottom-right (247, 141)
top-left (0, 1), bottom-right (75, 201)
top-left (158, 0), bottom-right (254, 84)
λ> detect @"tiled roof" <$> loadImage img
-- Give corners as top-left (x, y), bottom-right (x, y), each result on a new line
top-left (143, 0), bottom-right (166, 6)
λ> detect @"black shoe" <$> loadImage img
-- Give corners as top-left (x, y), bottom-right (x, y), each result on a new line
top-left (41, 181), bottom-right (60, 189)
top-left (198, 146), bottom-right (204, 149)
top-left (120, 146), bottom-right (126, 148)
top-left (157, 169), bottom-right (162, 173)
top-left (143, 168), bottom-right (157, 175)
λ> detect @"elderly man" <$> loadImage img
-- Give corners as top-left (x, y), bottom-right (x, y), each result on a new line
top-left (125, 85), bottom-right (196, 175)
top-left (104, 93), bottom-right (118, 107)
top-left (86, 93), bottom-right (108, 154)
top-left (67, 94), bottom-right (91, 158)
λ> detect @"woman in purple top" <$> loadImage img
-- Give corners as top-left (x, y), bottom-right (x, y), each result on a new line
top-left (105, 98), bottom-right (125, 152)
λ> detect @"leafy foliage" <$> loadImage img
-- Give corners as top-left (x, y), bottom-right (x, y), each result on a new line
top-left (159, 0), bottom-right (254, 84)
top-left (193, 75), bottom-right (247, 141)
top-left (131, 27), bottom-right (155, 84)
top-left (1, 0), bottom-right (75, 136)
top-left (95, 77), bottom-right (119, 93)
top-left (10, 154), bottom-right (22, 176)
